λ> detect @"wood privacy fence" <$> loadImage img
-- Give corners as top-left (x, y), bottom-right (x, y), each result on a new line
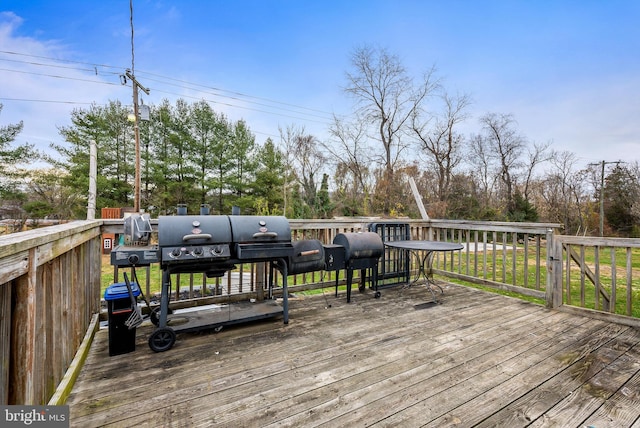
top-left (4, 217), bottom-right (640, 405)
top-left (0, 221), bottom-right (102, 405)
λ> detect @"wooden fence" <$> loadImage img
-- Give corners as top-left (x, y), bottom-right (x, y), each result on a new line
top-left (5, 217), bottom-right (640, 405)
top-left (0, 221), bottom-right (102, 405)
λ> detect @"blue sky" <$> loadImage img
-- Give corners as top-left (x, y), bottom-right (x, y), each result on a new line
top-left (1, 0), bottom-right (639, 171)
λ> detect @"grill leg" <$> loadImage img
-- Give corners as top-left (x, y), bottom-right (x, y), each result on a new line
top-left (346, 268), bottom-right (353, 303)
top-left (159, 270), bottom-right (171, 328)
top-left (359, 268), bottom-right (366, 292)
top-left (373, 263), bottom-right (381, 298)
top-left (279, 259), bottom-right (289, 325)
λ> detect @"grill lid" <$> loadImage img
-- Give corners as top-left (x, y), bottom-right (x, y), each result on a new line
top-left (158, 215), bottom-right (232, 247)
top-left (333, 232), bottom-right (384, 261)
top-left (288, 239), bottom-right (325, 274)
top-left (227, 215), bottom-right (291, 243)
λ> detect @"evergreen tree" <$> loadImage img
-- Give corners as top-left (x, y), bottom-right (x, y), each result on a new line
top-left (603, 164), bottom-right (640, 235)
top-left (315, 173), bottom-right (334, 218)
top-left (227, 120), bottom-right (258, 213)
top-left (253, 138), bottom-right (286, 215)
top-left (0, 103), bottom-right (36, 201)
top-left (208, 112), bottom-right (233, 214)
top-left (189, 100), bottom-right (219, 207)
top-left (54, 101), bottom-right (132, 216)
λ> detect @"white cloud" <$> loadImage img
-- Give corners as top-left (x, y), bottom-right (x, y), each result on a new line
top-left (0, 13), bottom-right (128, 155)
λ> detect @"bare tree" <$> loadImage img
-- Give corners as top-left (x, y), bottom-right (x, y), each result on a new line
top-left (344, 45), bottom-right (438, 213)
top-left (326, 114), bottom-right (374, 214)
top-left (467, 133), bottom-right (497, 211)
top-left (541, 150), bottom-right (581, 232)
top-left (412, 91), bottom-right (471, 202)
top-left (522, 141), bottom-right (551, 200)
top-left (477, 113), bottom-right (526, 214)
top-left (279, 125), bottom-right (326, 217)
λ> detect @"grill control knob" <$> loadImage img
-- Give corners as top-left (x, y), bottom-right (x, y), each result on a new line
top-left (192, 247), bottom-right (203, 256)
top-left (212, 246), bottom-right (223, 255)
top-left (170, 248), bottom-right (182, 258)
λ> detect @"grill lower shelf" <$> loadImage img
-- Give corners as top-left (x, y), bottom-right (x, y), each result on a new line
top-left (161, 301), bottom-right (284, 334)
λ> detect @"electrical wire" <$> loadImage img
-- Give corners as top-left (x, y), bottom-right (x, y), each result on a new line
top-left (0, 49), bottom-right (340, 127)
top-left (0, 67), bottom-right (122, 87)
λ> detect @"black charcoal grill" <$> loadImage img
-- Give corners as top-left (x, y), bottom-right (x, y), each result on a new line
top-left (331, 232), bottom-right (384, 303)
top-left (288, 239), bottom-right (326, 275)
top-left (149, 214), bottom-right (293, 352)
top-left (284, 232), bottom-right (384, 303)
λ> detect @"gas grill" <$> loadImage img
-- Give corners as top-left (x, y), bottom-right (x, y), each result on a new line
top-left (149, 214), bottom-right (293, 352)
top-left (157, 214), bottom-right (233, 274)
top-left (227, 215), bottom-right (293, 260)
top-left (110, 213), bottom-right (387, 352)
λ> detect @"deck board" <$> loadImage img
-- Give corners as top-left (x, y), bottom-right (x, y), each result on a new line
top-left (67, 282), bottom-right (640, 427)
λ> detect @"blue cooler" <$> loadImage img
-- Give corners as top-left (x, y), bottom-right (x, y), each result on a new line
top-left (104, 282), bottom-right (141, 356)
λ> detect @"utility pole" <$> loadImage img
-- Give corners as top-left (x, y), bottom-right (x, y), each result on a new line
top-left (127, 0), bottom-right (149, 213)
top-left (589, 160), bottom-right (622, 237)
top-left (87, 140), bottom-right (97, 220)
top-left (125, 69), bottom-right (149, 212)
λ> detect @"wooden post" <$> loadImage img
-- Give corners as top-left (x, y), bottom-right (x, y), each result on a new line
top-left (408, 177), bottom-right (429, 220)
top-left (0, 283), bottom-right (11, 403)
top-left (546, 230), bottom-right (563, 309)
top-left (87, 140), bottom-right (97, 220)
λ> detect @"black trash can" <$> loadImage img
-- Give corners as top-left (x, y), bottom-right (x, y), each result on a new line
top-left (104, 281), bottom-right (141, 356)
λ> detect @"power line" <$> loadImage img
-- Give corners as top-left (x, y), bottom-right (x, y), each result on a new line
top-left (0, 49), bottom-right (123, 72)
top-left (150, 87), bottom-right (333, 125)
top-left (0, 56), bottom-right (120, 77)
top-left (136, 70), bottom-right (336, 119)
top-left (0, 97), bottom-right (95, 105)
top-left (141, 75), bottom-right (334, 121)
top-left (0, 49), bottom-right (339, 125)
top-left (0, 67), bottom-right (122, 87)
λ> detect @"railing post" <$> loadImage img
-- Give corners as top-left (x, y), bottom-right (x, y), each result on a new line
top-left (0, 283), bottom-right (11, 403)
top-left (546, 229), bottom-right (563, 308)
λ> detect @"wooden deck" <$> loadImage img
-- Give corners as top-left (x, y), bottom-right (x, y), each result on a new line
top-left (67, 282), bottom-right (640, 427)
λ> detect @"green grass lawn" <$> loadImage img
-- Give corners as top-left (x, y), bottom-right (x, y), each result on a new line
top-left (102, 244), bottom-right (640, 318)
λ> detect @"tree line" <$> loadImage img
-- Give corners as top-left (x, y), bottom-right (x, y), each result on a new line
top-left (1, 45), bottom-right (639, 237)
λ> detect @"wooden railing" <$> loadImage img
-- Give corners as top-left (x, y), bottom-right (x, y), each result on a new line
top-left (6, 217), bottom-right (640, 405)
top-left (0, 221), bottom-right (102, 405)
top-left (106, 218), bottom-right (561, 308)
top-left (548, 235), bottom-right (640, 328)
top-left (421, 220), bottom-right (557, 301)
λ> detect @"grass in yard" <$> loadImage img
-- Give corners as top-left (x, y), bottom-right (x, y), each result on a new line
top-left (101, 243), bottom-right (640, 319)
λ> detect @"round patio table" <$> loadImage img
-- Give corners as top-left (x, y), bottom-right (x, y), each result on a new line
top-left (384, 240), bottom-right (464, 302)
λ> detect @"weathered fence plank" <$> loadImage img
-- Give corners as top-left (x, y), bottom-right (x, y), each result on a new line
top-left (0, 221), bottom-right (102, 404)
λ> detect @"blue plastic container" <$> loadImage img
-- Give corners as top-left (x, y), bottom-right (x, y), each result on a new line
top-left (104, 282), bottom-right (141, 301)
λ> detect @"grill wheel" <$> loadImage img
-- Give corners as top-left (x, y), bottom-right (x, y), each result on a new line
top-left (148, 327), bottom-right (176, 352)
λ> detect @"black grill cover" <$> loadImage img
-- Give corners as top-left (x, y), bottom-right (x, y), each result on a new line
top-left (288, 239), bottom-right (325, 274)
top-left (333, 232), bottom-right (384, 261)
